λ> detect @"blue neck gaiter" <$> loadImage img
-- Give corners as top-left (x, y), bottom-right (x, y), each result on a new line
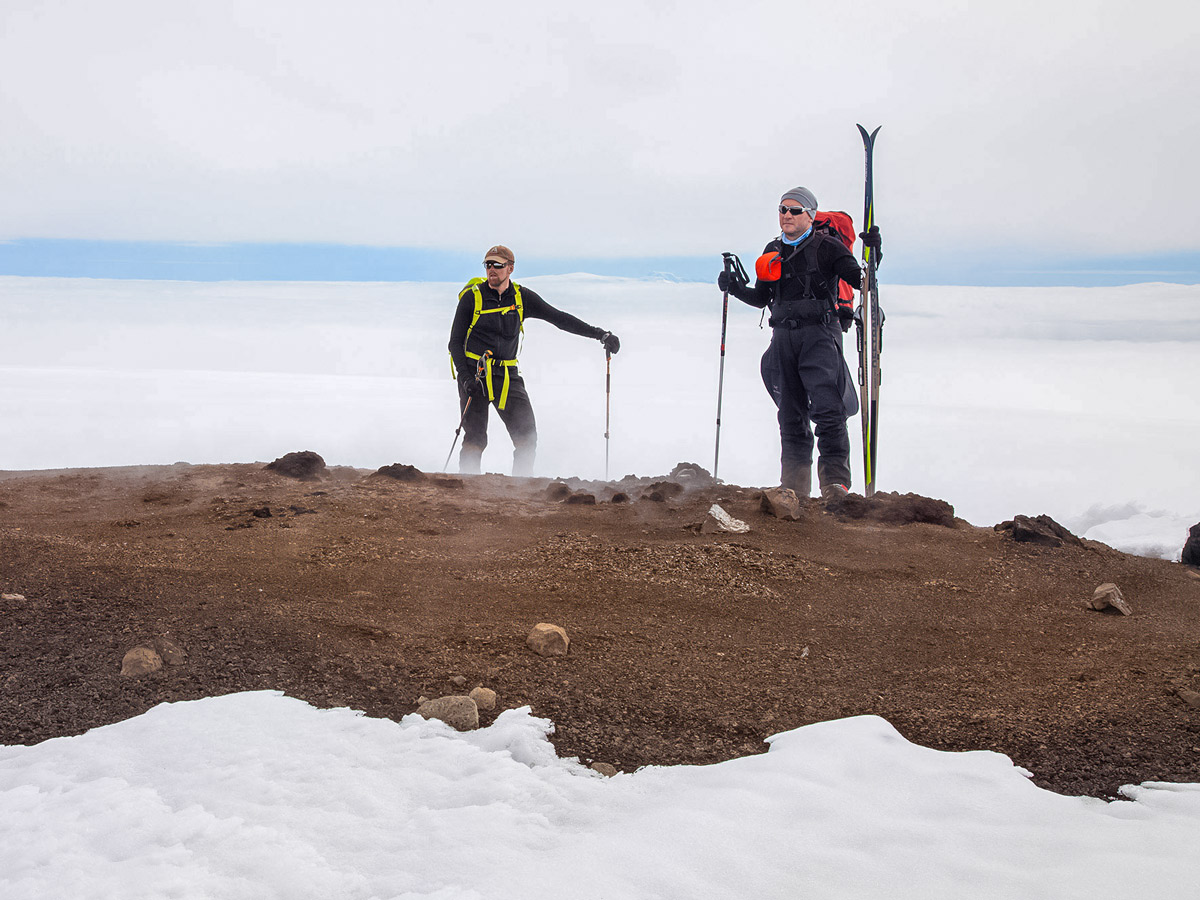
top-left (781, 226), bottom-right (812, 246)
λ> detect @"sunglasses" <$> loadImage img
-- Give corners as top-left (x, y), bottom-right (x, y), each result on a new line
top-left (484, 260), bottom-right (510, 269)
top-left (778, 205), bottom-right (811, 217)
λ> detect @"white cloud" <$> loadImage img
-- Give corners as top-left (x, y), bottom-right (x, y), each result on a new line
top-left (1, 0), bottom-right (1197, 259)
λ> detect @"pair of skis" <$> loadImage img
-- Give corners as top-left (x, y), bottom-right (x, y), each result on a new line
top-left (856, 124), bottom-right (883, 499)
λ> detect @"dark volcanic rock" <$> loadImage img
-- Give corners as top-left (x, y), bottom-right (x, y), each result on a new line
top-left (565, 492), bottom-right (597, 505)
top-left (265, 451), bottom-right (328, 481)
top-left (545, 482), bottom-right (572, 500)
top-left (824, 492), bottom-right (872, 519)
top-left (642, 481), bottom-right (684, 502)
top-left (826, 491), bottom-right (955, 527)
top-left (873, 492), bottom-right (955, 526)
top-left (995, 514), bottom-right (1083, 548)
top-left (1182, 522), bottom-right (1200, 567)
top-left (375, 463), bottom-right (427, 482)
top-left (669, 462), bottom-right (715, 487)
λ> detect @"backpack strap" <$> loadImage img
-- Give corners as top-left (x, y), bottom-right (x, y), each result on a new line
top-left (462, 280), bottom-right (524, 344)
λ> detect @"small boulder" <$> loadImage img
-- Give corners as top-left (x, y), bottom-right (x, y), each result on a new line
top-left (872, 493), bottom-right (956, 527)
top-left (760, 488), bottom-right (802, 521)
top-left (469, 686), bottom-right (497, 711)
top-left (824, 491), bottom-right (871, 519)
top-left (449, 674), bottom-right (467, 688)
top-left (610, 492), bottom-right (629, 504)
top-left (565, 492), bottom-right (597, 505)
top-left (1182, 522), bottom-right (1200, 567)
top-left (590, 762), bottom-right (619, 777)
top-left (544, 482), bottom-right (571, 504)
top-left (826, 491), bottom-right (954, 526)
top-left (669, 462), bottom-right (715, 486)
top-left (700, 504), bottom-right (750, 534)
top-left (265, 451), bottom-right (328, 481)
top-left (642, 481), bottom-right (684, 502)
top-left (1177, 688), bottom-right (1200, 709)
top-left (416, 695), bottom-right (479, 731)
top-left (1, 593), bottom-right (26, 601)
top-left (545, 482), bottom-right (572, 500)
top-left (527, 622), bottom-right (570, 657)
top-left (121, 646), bottom-right (163, 677)
top-left (995, 514), bottom-right (1083, 548)
top-left (153, 637), bottom-right (187, 666)
top-left (1086, 583), bottom-right (1132, 616)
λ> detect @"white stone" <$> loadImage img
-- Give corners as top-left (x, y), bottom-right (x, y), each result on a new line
top-left (1088, 583), bottom-right (1131, 616)
top-left (701, 504), bottom-right (750, 534)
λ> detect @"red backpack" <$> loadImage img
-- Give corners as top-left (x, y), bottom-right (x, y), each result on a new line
top-left (813, 210), bottom-right (856, 306)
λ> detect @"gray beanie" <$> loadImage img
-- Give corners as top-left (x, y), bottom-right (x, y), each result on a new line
top-left (780, 186), bottom-right (818, 211)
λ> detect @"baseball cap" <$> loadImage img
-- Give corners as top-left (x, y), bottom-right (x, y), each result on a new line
top-left (483, 245), bottom-right (515, 265)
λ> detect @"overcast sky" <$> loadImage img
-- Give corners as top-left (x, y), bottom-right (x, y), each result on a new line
top-left (1, 0), bottom-right (1196, 278)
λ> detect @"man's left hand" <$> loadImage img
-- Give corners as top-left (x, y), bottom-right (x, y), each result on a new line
top-left (601, 331), bottom-right (621, 355)
top-left (860, 225), bottom-right (881, 252)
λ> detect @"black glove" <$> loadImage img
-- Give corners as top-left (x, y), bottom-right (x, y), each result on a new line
top-left (717, 270), bottom-right (748, 293)
top-left (860, 225), bottom-right (881, 258)
top-left (458, 372), bottom-right (481, 399)
top-left (837, 306), bottom-right (855, 333)
top-left (600, 331), bottom-right (620, 355)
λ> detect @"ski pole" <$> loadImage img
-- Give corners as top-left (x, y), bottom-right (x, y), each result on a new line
top-left (714, 252), bottom-right (747, 482)
top-left (604, 349), bottom-right (612, 481)
top-left (442, 396), bottom-right (473, 472)
top-left (442, 351), bottom-right (491, 472)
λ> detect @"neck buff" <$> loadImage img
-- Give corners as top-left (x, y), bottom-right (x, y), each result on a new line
top-left (781, 225), bottom-right (812, 246)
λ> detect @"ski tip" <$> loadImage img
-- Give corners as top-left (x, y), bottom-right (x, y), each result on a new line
top-left (856, 123), bottom-right (882, 142)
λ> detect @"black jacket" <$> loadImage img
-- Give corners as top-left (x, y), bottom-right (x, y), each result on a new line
top-left (734, 231), bottom-right (862, 323)
top-left (448, 281), bottom-right (602, 375)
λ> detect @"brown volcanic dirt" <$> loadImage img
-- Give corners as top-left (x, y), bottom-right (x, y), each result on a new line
top-left (2, 462), bottom-right (1199, 799)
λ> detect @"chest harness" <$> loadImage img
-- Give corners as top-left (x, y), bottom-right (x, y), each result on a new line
top-left (757, 239), bottom-right (838, 328)
top-left (452, 278), bottom-right (525, 410)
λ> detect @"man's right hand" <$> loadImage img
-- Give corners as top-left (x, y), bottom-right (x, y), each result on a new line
top-left (458, 373), bottom-right (481, 399)
top-left (717, 270), bottom-right (747, 293)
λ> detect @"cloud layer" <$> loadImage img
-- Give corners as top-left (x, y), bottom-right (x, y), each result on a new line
top-left (2, 0), bottom-right (1197, 267)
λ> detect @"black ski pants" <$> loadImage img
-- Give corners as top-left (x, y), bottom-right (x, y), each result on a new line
top-left (760, 320), bottom-right (853, 489)
top-left (458, 370), bottom-right (537, 476)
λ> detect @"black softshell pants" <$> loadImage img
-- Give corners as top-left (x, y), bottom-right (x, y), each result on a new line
top-left (458, 370), bottom-right (537, 476)
top-left (760, 319), bottom-right (854, 490)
